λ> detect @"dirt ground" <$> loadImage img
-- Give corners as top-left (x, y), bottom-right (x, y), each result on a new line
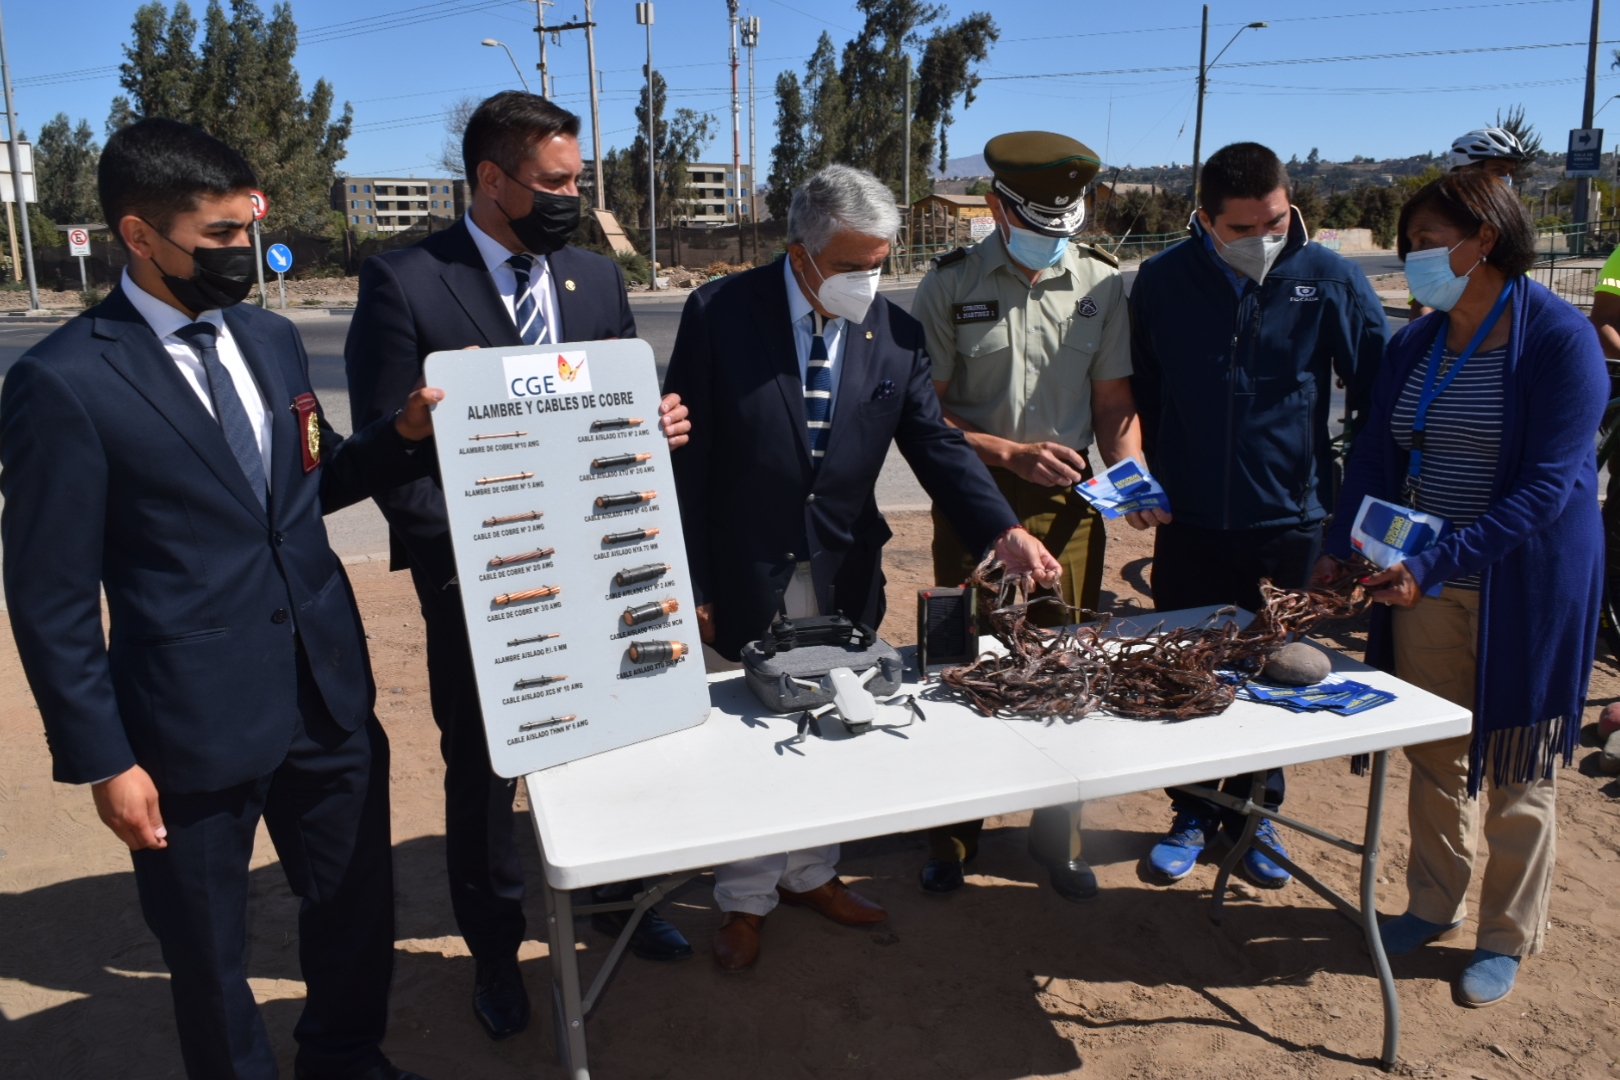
top-left (5, 513), bottom-right (1620, 1080)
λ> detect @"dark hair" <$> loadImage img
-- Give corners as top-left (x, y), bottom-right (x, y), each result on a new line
top-left (1199, 142), bottom-right (1288, 218)
top-left (1396, 170), bottom-right (1537, 278)
top-left (99, 117), bottom-right (257, 242)
top-left (462, 91), bottom-right (581, 192)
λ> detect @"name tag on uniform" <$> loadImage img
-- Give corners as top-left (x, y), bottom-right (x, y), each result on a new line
top-left (952, 301), bottom-right (1000, 324)
top-left (291, 392), bottom-right (321, 473)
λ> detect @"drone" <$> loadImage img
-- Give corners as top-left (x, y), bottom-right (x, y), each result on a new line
top-left (785, 665), bottom-right (925, 744)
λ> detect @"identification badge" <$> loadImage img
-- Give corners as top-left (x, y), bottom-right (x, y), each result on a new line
top-left (1077, 295), bottom-right (1099, 317)
top-left (951, 300), bottom-right (1000, 324)
top-left (292, 392), bottom-right (321, 472)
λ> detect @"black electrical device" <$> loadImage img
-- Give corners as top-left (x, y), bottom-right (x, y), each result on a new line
top-left (917, 587), bottom-right (978, 670)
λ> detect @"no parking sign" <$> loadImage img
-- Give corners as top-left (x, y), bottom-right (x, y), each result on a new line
top-left (67, 228), bottom-right (90, 257)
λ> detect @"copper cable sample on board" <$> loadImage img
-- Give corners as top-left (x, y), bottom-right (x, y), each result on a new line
top-left (518, 715), bottom-right (575, 731)
top-left (592, 452), bottom-right (653, 469)
top-left (513, 675), bottom-right (568, 690)
top-left (595, 490), bottom-right (656, 508)
top-left (476, 471), bottom-right (534, 485)
top-left (507, 632), bottom-right (560, 647)
top-left (468, 431), bottom-right (528, 440)
top-left (614, 563), bottom-right (670, 587)
top-left (488, 547), bottom-right (555, 567)
top-left (623, 598), bottom-right (679, 625)
top-left (483, 510), bottom-right (541, 527)
top-left (493, 585), bottom-right (561, 605)
top-left (628, 640), bottom-right (686, 664)
top-left (602, 527), bottom-right (659, 545)
top-left (590, 417), bottom-right (643, 430)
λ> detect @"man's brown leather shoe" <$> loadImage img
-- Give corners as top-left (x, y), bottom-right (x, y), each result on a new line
top-left (776, 877), bottom-right (888, 926)
top-left (712, 911), bottom-right (763, 973)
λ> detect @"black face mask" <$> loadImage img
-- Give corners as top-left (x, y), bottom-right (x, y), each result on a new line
top-left (498, 172), bottom-right (581, 256)
top-left (148, 225), bottom-right (257, 312)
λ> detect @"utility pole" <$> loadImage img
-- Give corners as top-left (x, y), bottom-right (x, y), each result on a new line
top-left (532, 0), bottom-right (553, 97)
top-left (0, 0), bottom-right (39, 313)
top-left (1574, 0), bottom-right (1602, 251)
top-left (728, 0), bottom-right (743, 259)
top-left (1190, 5), bottom-right (1208, 200)
top-left (743, 15), bottom-right (759, 263)
top-left (541, 5), bottom-right (605, 208)
top-left (902, 51), bottom-right (912, 271)
top-left (637, 3), bottom-right (658, 289)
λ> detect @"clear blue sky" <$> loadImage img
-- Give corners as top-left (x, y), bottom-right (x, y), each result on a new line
top-left (6, 0), bottom-right (1618, 180)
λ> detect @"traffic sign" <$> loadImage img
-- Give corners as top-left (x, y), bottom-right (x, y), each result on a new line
top-left (266, 244), bottom-right (293, 273)
top-left (250, 189), bottom-right (268, 220)
top-left (67, 228), bottom-right (90, 257)
top-left (1568, 128), bottom-right (1604, 177)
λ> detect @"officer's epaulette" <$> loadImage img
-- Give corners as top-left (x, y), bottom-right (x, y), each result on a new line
top-left (1075, 242), bottom-right (1120, 269)
top-left (931, 246), bottom-right (969, 269)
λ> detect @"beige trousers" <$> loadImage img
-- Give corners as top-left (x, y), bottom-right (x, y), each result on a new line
top-left (1392, 586), bottom-right (1558, 957)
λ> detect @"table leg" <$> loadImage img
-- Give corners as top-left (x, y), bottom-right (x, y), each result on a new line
top-left (1360, 749), bottom-right (1400, 1071)
top-left (1208, 774), bottom-right (1267, 926)
top-left (545, 881), bottom-right (591, 1080)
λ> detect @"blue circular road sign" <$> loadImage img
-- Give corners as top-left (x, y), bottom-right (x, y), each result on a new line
top-left (266, 243), bottom-right (294, 274)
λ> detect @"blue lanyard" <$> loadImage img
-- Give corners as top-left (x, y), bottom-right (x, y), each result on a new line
top-left (1406, 279), bottom-right (1513, 493)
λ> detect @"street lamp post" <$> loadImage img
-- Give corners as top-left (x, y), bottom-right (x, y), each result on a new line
top-left (482, 39), bottom-right (532, 93)
top-left (636, 2), bottom-right (657, 289)
top-left (1190, 8), bottom-right (1267, 200)
top-left (0, 0), bottom-right (39, 312)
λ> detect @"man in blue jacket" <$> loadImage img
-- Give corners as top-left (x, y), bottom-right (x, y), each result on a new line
top-left (1130, 141), bottom-right (1386, 889)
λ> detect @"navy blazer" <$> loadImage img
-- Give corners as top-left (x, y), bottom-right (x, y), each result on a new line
top-left (1, 288), bottom-right (433, 794)
top-left (345, 217), bottom-right (635, 588)
top-left (663, 259), bottom-right (1018, 659)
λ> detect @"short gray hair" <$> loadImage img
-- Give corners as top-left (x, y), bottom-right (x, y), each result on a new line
top-left (787, 164), bottom-right (901, 255)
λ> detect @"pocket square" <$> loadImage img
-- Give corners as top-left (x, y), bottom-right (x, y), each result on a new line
top-left (871, 380), bottom-right (897, 401)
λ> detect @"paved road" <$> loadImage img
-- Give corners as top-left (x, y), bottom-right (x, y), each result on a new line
top-left (0, 248), bottom-right (1406, 562)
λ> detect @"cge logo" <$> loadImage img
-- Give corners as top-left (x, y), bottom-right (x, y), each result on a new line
top-left (504, 351), bottom-right (592, 399)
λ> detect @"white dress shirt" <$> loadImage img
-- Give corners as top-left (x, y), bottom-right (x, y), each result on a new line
top-left (784, 255), bottom-right (846, 416)
top-left (122, 269), bottom-right (273, 487)
top-left (466, 212), bottom-right (562, 343)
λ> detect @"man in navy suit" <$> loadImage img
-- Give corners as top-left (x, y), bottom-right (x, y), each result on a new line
top-left (2, 119), bottom-right (438, 1080)
top-left (663, 164), bottom-right (1061, 973)
top-left (345, 91), bottom-right (693, 1038)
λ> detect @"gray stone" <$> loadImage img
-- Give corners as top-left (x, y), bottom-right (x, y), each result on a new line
top-left (1261, 642), bottom-right (1332, 686)
top-left (1601, 729), bottom-right (1620, 776)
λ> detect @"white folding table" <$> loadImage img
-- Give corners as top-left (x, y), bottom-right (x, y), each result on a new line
top-left (524, 609), bottom-right (1471, 1078)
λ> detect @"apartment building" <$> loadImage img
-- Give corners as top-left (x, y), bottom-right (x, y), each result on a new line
top-left (333, 176), bottom-right (468, 232)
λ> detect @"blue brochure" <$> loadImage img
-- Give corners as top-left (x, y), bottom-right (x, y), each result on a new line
top-left (1350, 496), bottom-right (1451, 598)
top-left (1074, 457), bottom-right (1172, 519)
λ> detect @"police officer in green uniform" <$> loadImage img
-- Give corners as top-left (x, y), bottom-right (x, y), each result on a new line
top-left (911, 130), bottom-right (1170, 901)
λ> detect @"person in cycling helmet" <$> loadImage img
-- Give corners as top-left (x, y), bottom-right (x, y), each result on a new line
top-left (1448, 127), bottom-right (1530, 183)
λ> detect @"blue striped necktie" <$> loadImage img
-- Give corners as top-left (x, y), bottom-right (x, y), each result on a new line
top-left (175, 321), bottom-right (267, 510)
top-left (803, 313), bottom-right (832, 464)
top-left (507, 253), bottom-right (547, 345)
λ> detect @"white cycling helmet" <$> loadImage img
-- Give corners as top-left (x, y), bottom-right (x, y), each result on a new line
top-left (1447, 127), bottom-right (1528, 171)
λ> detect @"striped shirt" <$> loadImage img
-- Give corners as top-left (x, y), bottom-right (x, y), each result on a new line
top-left (1389, 345), bottom-right (1506, 589)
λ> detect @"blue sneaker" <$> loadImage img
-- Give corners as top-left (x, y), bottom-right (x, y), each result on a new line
top-left (1457, 949), bottom-right (1520, 1008)
top-left (1378, 912), bottom-right (1463, 956)
top-left (1148, 811), bottom-right (1211, 882)
top-left (1236, 817), bottom-right (1292, 889)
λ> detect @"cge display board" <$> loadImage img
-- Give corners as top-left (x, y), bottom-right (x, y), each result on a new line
top-left (424, 339), bottom-right (710, 776)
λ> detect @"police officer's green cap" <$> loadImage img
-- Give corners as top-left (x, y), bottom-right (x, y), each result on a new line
top-left (984, 131), bottom-right (1100, 237)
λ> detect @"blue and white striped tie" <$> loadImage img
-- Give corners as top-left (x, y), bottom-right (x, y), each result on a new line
top-left (507, 254), bottom-right (547, 345)
top-left (804, 313), bottom-right (833, 464)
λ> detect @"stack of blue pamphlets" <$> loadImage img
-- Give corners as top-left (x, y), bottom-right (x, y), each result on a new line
top-left (1074, 457), bottom-right (1171, 519)
top-left (1237, 672), bottom-right (1396, 715)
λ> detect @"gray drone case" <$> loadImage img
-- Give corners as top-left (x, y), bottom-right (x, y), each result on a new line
top-left (741, 637), bottom-right (905, 713)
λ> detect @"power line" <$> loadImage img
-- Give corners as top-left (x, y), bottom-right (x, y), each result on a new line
top-left (981, 40), bottom-right (1620, 82)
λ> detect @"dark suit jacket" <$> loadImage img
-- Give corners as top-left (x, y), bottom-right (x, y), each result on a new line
top-left (345, 217), bottom-right (635, 588)
top-left (1, 288), bottom-right (432, 793)
top-left (663, 259), bottom-right (1019, 659)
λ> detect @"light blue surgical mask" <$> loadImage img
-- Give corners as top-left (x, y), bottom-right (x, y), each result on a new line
top-left (1003, 221), bottom-right (1070, 270)
top-left (1405, 238), bottom-right (1483, 312)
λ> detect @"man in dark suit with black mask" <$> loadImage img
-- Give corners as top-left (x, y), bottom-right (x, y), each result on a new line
top-left (3, 118), bottom-right (439, 1080)
top-left (345, 91), bottom-right (693, 1040)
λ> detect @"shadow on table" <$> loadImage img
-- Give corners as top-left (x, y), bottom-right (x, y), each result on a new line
top-left (5, 815), bottom-right (1423, 1078)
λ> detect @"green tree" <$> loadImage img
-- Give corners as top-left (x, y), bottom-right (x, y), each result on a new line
top-left (803, 32), bottom-right (847, 171)
top-left (36, 114), bottom-right (102, 225)
top-left (604, 72), bottom-right (715, 236)
top-left (766, 70), bottom-right (807, 220)
top-left (108, 0), bottom-right (351, 230)
top-left (1494, 104), bottom-right (1542, 183)
top-left (913, 10), bottom-right (996, 176)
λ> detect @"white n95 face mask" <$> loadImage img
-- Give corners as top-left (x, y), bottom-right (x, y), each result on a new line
top-left (1214, 230), bottom-right (1287, 285)
top-left (808, 262), bottom-right (881, 323)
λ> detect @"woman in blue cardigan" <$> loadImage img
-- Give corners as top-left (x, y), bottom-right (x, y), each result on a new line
top-left (1313, 170), bottom-right (1606, 1008)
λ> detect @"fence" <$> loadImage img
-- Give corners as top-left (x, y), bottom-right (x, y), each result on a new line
top-left (1525, 218), bottom-right (1620, 310)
